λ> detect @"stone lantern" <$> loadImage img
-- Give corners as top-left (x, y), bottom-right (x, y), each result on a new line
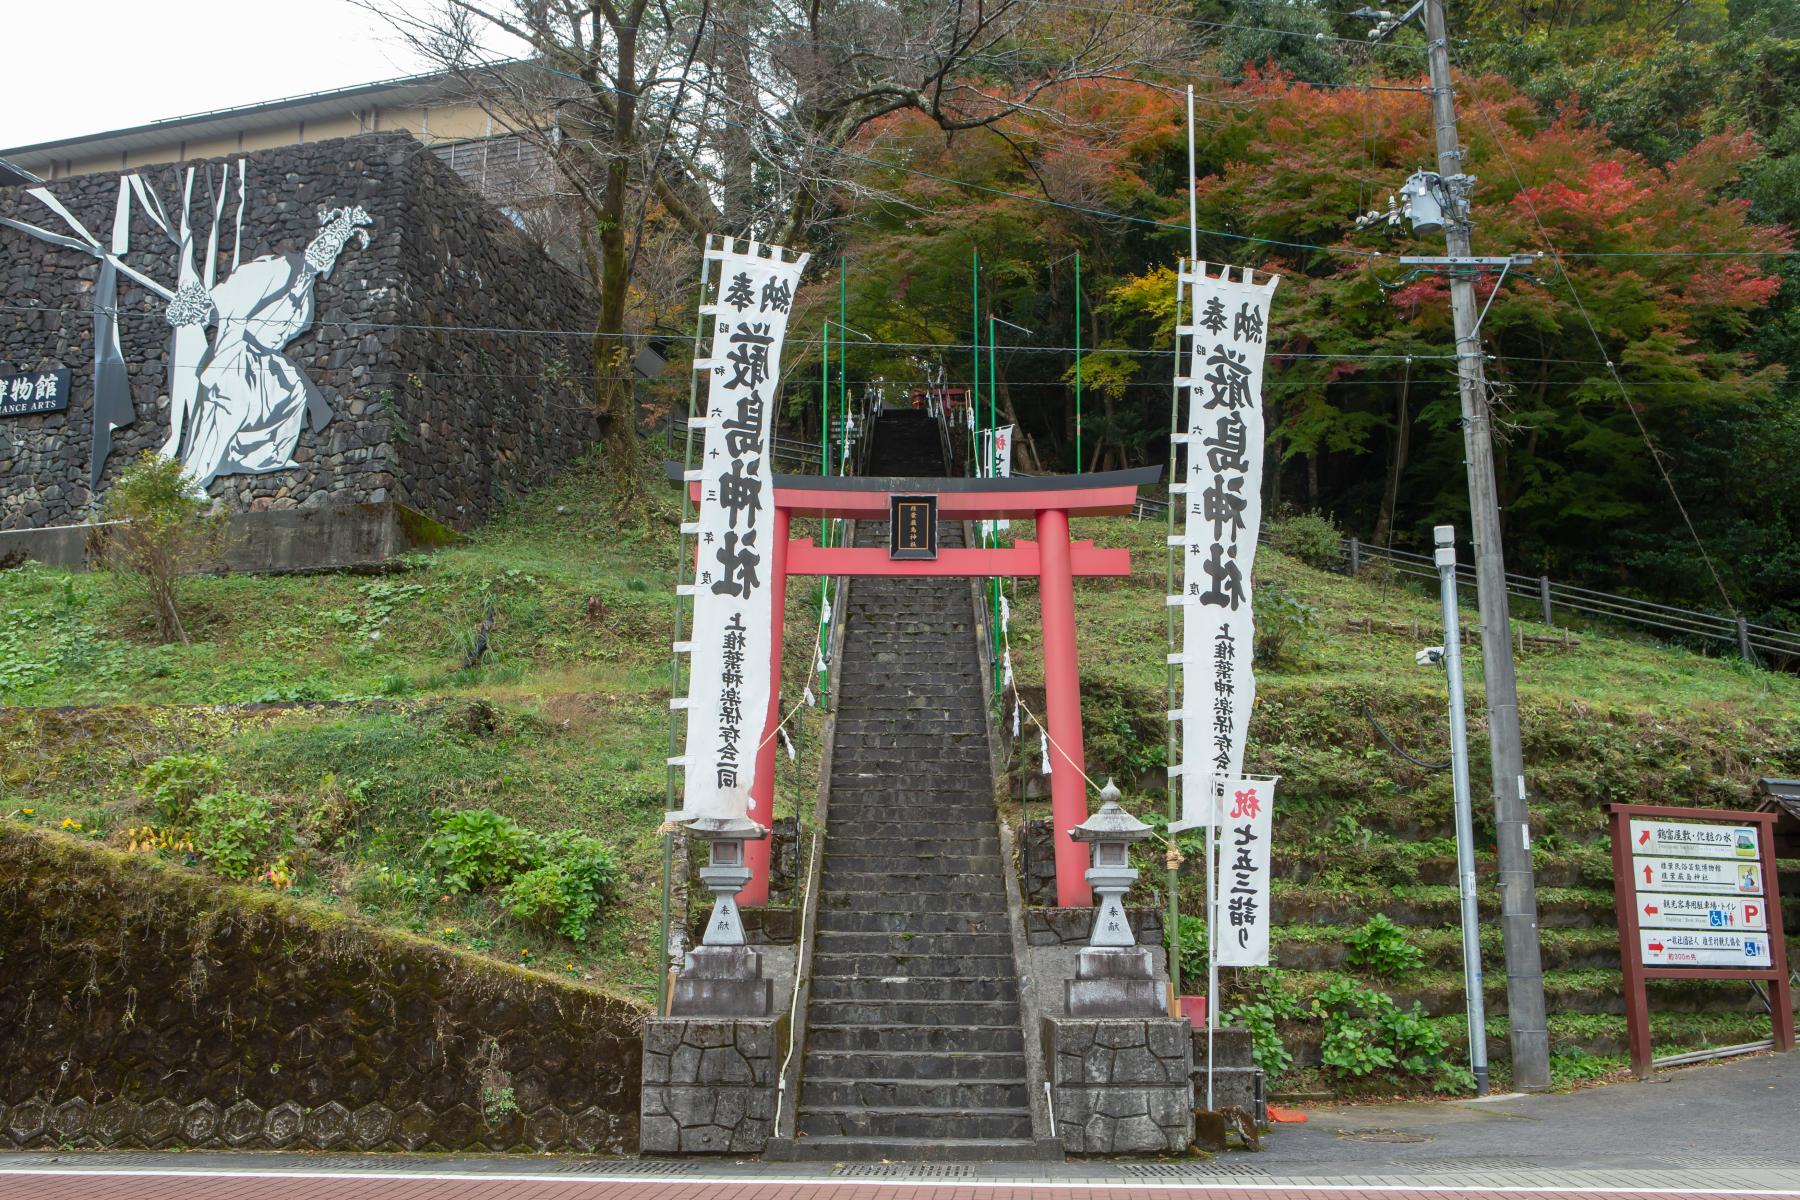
top-left (669, 815), bottom-right (772, 1016)
top-left (1064, 780), bottom-right (1163, 1016)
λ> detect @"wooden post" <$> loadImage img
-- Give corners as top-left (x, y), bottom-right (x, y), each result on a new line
top-left (1608, 805), bottom-right (1654, 1079)
top-left (1539, 575), bottom-right (1553, 626)
top-left (1348, 536), bottom-right (1360, 577)
top-left (1737, 616), bottom-right (1756, 665)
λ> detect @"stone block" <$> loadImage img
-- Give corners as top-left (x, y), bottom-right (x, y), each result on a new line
top-left (1046, 1017), bottom-right (1193, 1156)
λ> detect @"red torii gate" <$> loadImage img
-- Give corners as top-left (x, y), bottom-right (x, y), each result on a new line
top-left (687, 466), bottom-right (1160, 909)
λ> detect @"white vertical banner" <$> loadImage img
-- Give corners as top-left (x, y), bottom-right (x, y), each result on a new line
top-left (1214, 777), bottom-right (1276, 966)
top-left (1169, 263), bottom-right (1279, 833)
top-left (672, 236), bottom-right (810, 825)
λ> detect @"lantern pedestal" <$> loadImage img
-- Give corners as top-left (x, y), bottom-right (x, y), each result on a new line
top-left (669, 818), bottom-right (773, 1017)
top-left (1066, 946), bottom-right (1164, 1018)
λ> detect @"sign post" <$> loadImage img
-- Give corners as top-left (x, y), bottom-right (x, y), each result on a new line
top-left (1609, 802), bottom-right (1793, 1078)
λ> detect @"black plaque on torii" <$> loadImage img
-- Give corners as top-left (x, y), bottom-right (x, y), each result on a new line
top-left (888, 493), bottom-right (938, 560)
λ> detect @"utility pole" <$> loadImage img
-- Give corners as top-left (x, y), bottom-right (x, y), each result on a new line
top-left (1419, 0), bottom-right (1550, 1091)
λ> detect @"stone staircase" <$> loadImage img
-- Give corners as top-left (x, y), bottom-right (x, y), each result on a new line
top-left (793, 410), bottom-right (1042, 1161)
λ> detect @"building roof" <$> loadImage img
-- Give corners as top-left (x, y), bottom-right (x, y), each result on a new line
top-left (0, 68), bottom-right (478, 177)
top-left (0, 156), bottom-right (40, 187)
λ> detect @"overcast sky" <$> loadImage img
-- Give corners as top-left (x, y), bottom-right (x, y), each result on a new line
top-left (2, 0), bottom-right (436, 150)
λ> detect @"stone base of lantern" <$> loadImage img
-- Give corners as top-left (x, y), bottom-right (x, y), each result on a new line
top-left (1043, 1016), bottom-right (1193, 1154)
top-left (1065, 946), bottom-right (1165, 1017)
top-left (668, 945), bottom-right (773, 1017)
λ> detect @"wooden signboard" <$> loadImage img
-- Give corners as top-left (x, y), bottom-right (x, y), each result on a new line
top-left (1609, 803), bottom-right (1793, 1078)
top-left (888, 494), bottom-right (938, 560)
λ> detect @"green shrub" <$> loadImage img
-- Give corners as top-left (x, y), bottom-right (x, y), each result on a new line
top-left (191, 786), bottom-right (275, 879)
top-left (425, 808), bottom-right (539, 893)
top-left (1223, 998), bottom-right (1296, 1077)
top-left (1267, 511), bottom-right (1343, 571)
top-left (1549, 1046), bottom-right (1613, 1089)
top-left (501, 833), bottom-right (621, 941)
top-left (1252, 581), bottom-right (1316, 667)
top-left (95, 451), bottom-right (229, 644)
top-left (1345, 913), bottom-right (1425, 978)
top-left (1307, 979), bottom-right (1472, 1093)
top-left (138, 752), bottom-right (226, 823)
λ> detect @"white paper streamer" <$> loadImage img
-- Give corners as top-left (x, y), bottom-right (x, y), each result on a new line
top-left (804, 685), bottom-right (817, 708)
top-left (1040, 730), bottom-right (1053, 775)
top-left (779, 726), bottom-right (796, 762)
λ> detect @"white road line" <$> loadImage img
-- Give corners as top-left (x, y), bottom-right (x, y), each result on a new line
top-left (0, 1170), bottom-right (1796, 1196)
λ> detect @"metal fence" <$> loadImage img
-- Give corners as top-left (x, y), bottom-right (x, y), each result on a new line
top-left (1327, 536), bottom-right (1800, 668)
top-left (1021, 475), bottom-right (1800, 668)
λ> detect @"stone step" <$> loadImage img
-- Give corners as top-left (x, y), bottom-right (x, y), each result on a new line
top-left (823, 824), bottom-right (997, 844)
top-left (824, 831), bottom-right (1008, 849)
top-left (807, 998), bottom-right (1021, 1026)
top-left (821, 840), bottom-right (1002, 859)
top-left (802, 1050), bottom-right (1027, 1081)
top-left (805, 1023), bottom-right (1025, 1053)
top-left (827, 788), bottom-right (996, 802)
top-left (784, 1135), bottom-right (1046, 1162)
top-left (820, 870), bottom-right (1008, 894)
top-left (812, 952), bottom-right (1017, 978)
top-left (797, 1106), bottom-right (1034, 1140)
top-left (822, 853), bottom-right (998, 875)
top-left (814, 931), bottom-right (1013, 956)
top-left (800, 1078), bottom-right (1029, 1110)
top-left (816, 910), bottom-right (1010, 935)
top-left (820, 891), bottom-right (1009, 914)
top-left (807, 975), bottom-right (1019, 1002)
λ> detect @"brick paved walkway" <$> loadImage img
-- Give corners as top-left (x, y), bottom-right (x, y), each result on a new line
top-left (2, 1173), bottom-right (1797, 1200)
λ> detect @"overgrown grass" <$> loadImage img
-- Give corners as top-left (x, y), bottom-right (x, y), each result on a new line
top-left (0, 455), bottom-right (829, 1004)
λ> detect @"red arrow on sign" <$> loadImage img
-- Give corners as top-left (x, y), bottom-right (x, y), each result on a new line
top-left (1643, 904), bottom-right (1659, 916)
top-left (1639, 829), bottom-right (1651, 846)
top-left (1643, 864), bottom-right (1653, 885)
top-left (1648, 941), bottom-right (1664, 953)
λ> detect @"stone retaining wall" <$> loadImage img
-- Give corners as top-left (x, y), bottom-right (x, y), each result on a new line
top-left (0, 826), bottom-right (645, 1153)
top-left (0, 132), bottom-right (597, 539)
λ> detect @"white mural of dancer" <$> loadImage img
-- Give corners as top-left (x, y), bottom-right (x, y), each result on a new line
top-left (166, 202), bottom-right (373, 488)
top-left (0, 160), bottom-right (372, 494)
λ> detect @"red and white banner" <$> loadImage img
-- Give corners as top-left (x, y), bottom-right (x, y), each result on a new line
top-left (1214, 777), bottom-right (1276, 967)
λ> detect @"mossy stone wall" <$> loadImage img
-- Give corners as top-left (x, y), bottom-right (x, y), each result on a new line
top-left (0, 827), bottom-right (646, 1152)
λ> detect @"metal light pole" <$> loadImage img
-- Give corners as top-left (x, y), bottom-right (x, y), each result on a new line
top-left (1434, 524), bottom-right (1489, 1095)
top-left (1419, 0), bottom-right (1550, 1091)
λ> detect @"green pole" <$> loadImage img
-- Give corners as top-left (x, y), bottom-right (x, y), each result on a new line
top-left (988, 313), bottom-right (999, 494)
top-left (971, 248), bottom-right (981, 479)
top-left (838, 256), bottom-right (848, 477)
top-left (1074, 252), bottom-right (1083, 474)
